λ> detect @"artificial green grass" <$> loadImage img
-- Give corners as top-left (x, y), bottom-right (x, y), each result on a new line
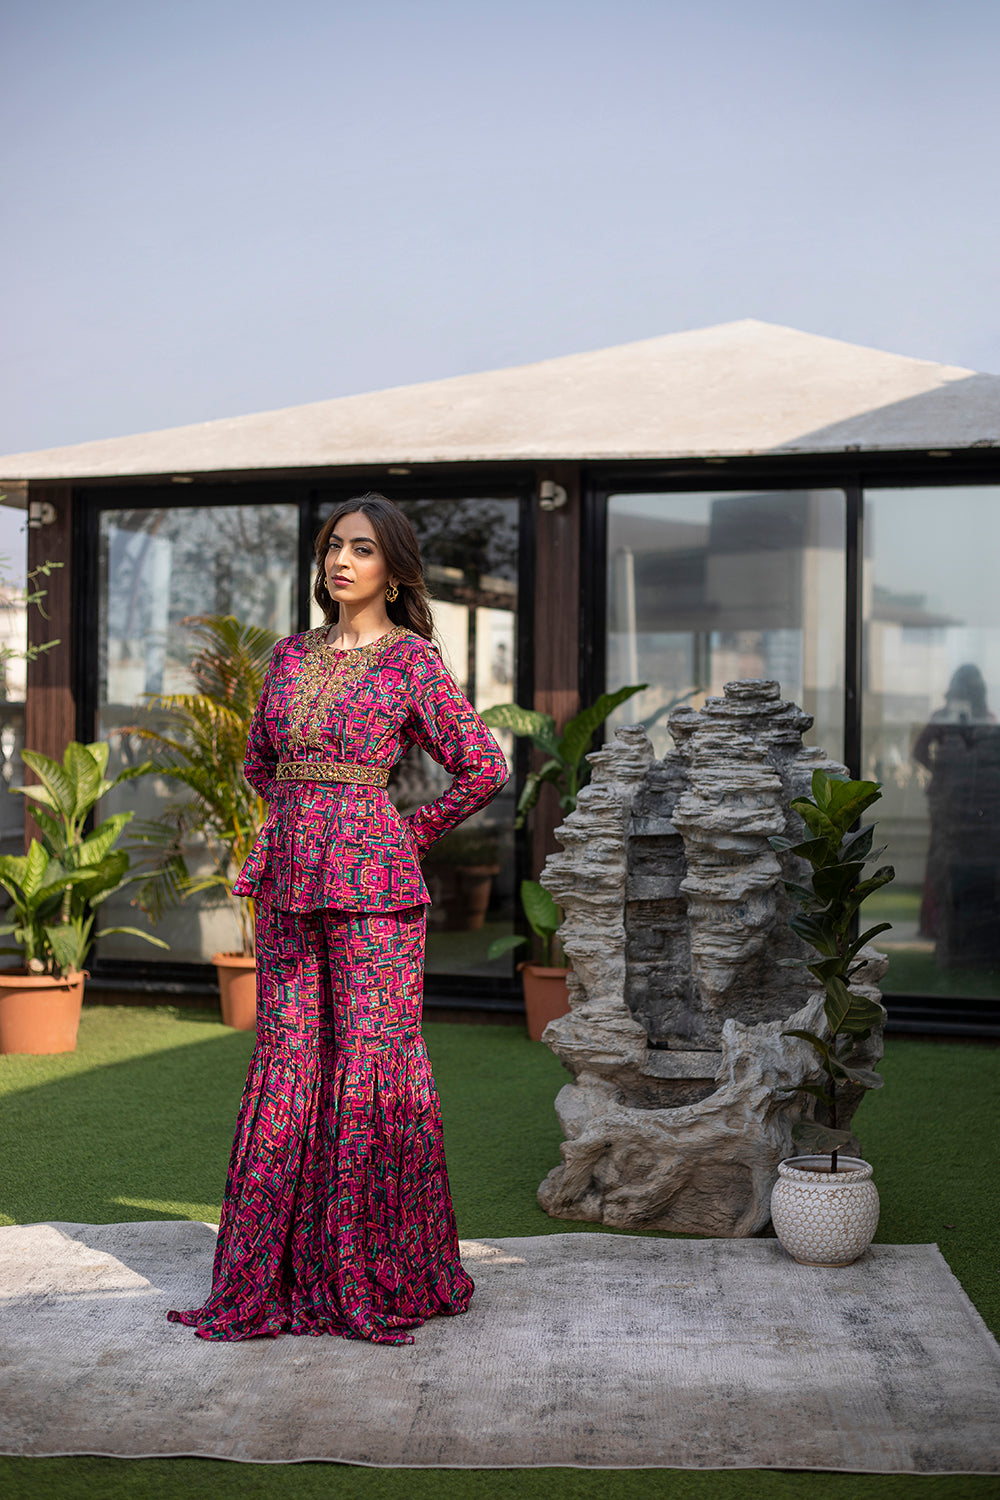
top-left (1, 1006), bottom-right (997, 1500)
top-left (1, 1006), bottom-right (255, 1226)
top-left (0, 1461), bottom-right (992, 1500)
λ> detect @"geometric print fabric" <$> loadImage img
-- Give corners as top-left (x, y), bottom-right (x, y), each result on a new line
top-left (233, 626), bottom-right (510, 913)
top-left (169, 624), bottom-right (506, 1346)
top-left (167, 878), bottom-right (474, 1345)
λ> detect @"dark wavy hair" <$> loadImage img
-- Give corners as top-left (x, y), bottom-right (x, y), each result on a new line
top-left (946, 663), bottom-right (989, 720)
top-left (312, 492), bottom-right (435, 642)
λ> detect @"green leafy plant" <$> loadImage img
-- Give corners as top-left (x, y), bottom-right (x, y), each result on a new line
top-left (0, 741), bottom-right (166, 975)
top-left (769, 770), bottom-right (895, 1172)
top-left (482, 684), bottom-right (646, 969)
top-left (487, 880), bottom-right (562, 967)
top-left (127, 614), bottom-right (279, 956)
top-left (482, 684), bottom-right (647, 828)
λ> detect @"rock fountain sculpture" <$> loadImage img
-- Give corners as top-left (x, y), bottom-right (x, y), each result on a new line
top-left (537, 680), bottom-right (888, 1238)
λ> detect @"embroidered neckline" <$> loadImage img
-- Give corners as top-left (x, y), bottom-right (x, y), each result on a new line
top-left (287, 624), bottom-right (408, 751)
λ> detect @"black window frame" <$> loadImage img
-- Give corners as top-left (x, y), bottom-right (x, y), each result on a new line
top-left (583, 451), bottom-right (1000, 1038)
top-left (72, 472), bottom-right (537, 1013)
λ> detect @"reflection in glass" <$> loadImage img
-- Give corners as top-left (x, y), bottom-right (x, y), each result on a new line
top-left (862, 488), bottom-right (1000, 1000)
top-left (97, 505), bottom-right (299, 962)
top-left (0, 565), bottom-right (27, 858)
top-left (606, 490), bottom-right (846, 759)
top-left (315, 496), bottom-right (520, 977)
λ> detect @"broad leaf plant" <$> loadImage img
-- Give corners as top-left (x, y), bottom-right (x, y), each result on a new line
top-left (484, 684), bottom-right (646, 967)
top-left (487, 880), bottom-right (563, 967)
top-left (482, 684), bottom-right (647, 829)
top-left (0, 741), bottom-right (166, 976)
top-left (769, 769), bottom-right (895, 1172)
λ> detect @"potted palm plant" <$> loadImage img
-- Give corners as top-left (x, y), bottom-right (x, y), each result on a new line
top-left (128, 614), bottom-right (278, 1030)
top-left (767, 769), bottom-right (895, 1266)
top-left (0, 741), bottom-right (166, 1053)
top-left (483, 684), bottom-right (645, 1037)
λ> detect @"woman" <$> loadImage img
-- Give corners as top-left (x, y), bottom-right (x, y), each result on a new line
top-left (167, 493), bottom-right (509, 1345)
top-left (913, 663), bottom-right (997, 944)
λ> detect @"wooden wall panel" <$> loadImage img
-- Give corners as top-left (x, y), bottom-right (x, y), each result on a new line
top-left (531, 463), bottom-right (581, 879)
top-left (25, 484), bottom-right (75, 843)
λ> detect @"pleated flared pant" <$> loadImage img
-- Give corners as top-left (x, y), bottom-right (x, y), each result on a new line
top-left (166, 877), bottom-right (474, 1345)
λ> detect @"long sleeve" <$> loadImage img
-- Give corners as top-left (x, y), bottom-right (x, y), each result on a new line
top-left (233, 627), bottom-right (508, 913)
top-left (242, 643), bottom-right (284, 802)
top-left (403, 645), bottom-right (509, 855)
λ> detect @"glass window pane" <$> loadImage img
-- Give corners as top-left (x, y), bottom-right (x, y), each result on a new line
top-left (315, 496), bottom-right (520, 978)
top-left (97, 504), bottom-right (299, 963)
top-left (862, 486), bottom-right (1000, 1001)
top-left (606, 490), bottom-right (846, 759)
top-left (0, 543), bottom-right (28, 859)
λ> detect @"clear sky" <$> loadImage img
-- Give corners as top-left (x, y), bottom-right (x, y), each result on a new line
top-left (2, 0), bottom-right (999, 465)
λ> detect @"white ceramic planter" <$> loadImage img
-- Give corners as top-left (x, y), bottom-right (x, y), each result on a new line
top-left (770, 1154), bottom-right (880, 1267)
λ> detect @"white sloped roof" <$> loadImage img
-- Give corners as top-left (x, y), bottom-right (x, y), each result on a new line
top-left (1, 319), bottom-right (997, 482)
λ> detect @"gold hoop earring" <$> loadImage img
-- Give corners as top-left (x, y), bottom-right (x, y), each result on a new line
top-left (385, 582), bottom-right (399, 603)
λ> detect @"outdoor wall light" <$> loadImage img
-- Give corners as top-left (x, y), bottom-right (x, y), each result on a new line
top-left (538, 480), bottom-right (568, 511)
top-left (27, 499), bottom-right (57, 528)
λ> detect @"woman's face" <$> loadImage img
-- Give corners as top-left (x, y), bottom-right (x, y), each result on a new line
top-left (324, 511), bottom-right (393, 607)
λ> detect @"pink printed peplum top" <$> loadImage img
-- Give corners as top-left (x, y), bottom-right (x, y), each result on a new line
top-left (231, 623), bottom-right (510, 913)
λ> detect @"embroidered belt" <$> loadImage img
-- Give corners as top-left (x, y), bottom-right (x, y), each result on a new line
top-left (275, 760), bottom-right (391, 788)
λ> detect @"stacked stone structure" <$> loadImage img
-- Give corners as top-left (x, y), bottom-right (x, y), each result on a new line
top-left (537, 680), bottom-right (888, 1237)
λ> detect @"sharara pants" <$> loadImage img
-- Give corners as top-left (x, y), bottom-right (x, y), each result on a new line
top-left (167, 877), bottom-right (474, 1345)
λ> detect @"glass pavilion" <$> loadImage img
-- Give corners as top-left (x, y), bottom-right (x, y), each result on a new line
top-left (3, 319), bottom-right (998, 1035)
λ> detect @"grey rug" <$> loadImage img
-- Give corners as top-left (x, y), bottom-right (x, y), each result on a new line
top-left (0, 1221), bottom-right (998, 1472)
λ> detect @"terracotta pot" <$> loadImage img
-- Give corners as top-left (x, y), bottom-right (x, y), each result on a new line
top-left (0, 969), bottom-right (87, 1054)
top-left (519, 963), bottom-right (570, 1042)
top-left (770, 1155), bottom-right (881, 1267)
top-left (212, 952), bottom-right (257, 1031)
